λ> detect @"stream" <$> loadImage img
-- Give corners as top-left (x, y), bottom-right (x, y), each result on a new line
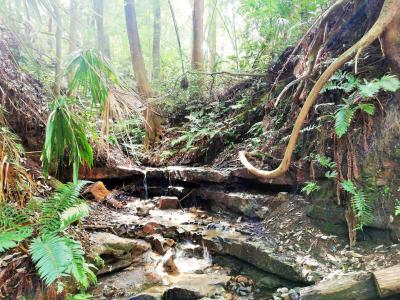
top-left (81, 166), bottom-right (399, 300)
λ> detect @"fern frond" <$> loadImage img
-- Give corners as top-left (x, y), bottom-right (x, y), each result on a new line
top-left (60, 202), bottom-right (90, 231)
top-left (334, 105), bottom-right (355, 138)
top-left (378, 74), bottom-right (400, 92)
top-left (0, 227), bottom-right (32, 253)
top-left (29, 235), bottom-right (73, 286)
top-left (39, 181), bottom-right (89, 234)
top-left (351, 191), bottom-right (372, 230)
top-left (63, 237), bottom-right (97, 289)
top-left (0, 204), bottom-right (30, 230)
top-left (341, 180), bottom-right (357, 195)
top-left (30, 234), bottom-right (96, 287)
top-left (358, 80), bottom-right (381, 98)
top-left (358, 103), bottom-right (375, 115)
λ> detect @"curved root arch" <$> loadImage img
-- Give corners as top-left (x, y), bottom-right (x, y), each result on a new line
top-left (239, 0), bottom-right (400, 179)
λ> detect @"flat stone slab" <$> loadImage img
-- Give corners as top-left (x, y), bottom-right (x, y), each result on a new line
top-left (202, 231), bottom-right (310, 283)
top-left (80, 165), bottom-right (299, 186)
top-left (90, 232), bottom-right (151, 258)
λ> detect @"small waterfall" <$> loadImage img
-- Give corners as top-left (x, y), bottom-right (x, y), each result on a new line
top-left (203, 246), bottom-right (212, 264)
top-left (202, 240), bottom-right (212, 263)
top-left (143, 171), bottom-right (148, 199)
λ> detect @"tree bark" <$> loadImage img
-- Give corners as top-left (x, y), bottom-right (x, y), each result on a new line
top-left (69, 0), bottom-right (78, 53)
top-left (53, 2), bottom-right (62, 97)
top-left (124, 0), bottom-right (161, 148)
top-left (47, 17), bottom-right (53, 52)
top-left (192, 0), bottom-right (204, 71)
top-left (207, 0), bottom-right (217, 72)
top-left (152, 0), bottom-right (161, 81)
top-left (93, 0), bottom-right (107, 57)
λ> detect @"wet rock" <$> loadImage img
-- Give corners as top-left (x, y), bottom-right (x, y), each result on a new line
top-left (137, 205), bottom-right (152, 217)
top-left (163, 250), bottom-right (178, 274)
top-left (97, 258), bottom-right (133, 276)
top-left (129, 295), bottom-right (157, 300)
top-left (203, 236), bottom-right (311, 283)
top-left (167, 166), bottom-right (228, 184)
top-left (194, 189), bottom-right (283, 219)
top-left (150, 234), bottom-right (175, 255)
top-left (159, 196), bottom-right (180, 210)
top-left (90, 232), bottom-right (151, 258)
top-left (102, 285), bottom-right (117, 298)
top-left (162, 287), bottom-right (202, 300)
top-left (165, 273), bottom-right (231, 299)
top-left (83, 181), bottom-right (111, 202)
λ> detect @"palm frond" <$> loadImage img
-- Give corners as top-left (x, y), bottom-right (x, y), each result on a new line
top-left (65, 49), bottom-right (119, 110)
top-left (41, 98), bottom-right (93, 183)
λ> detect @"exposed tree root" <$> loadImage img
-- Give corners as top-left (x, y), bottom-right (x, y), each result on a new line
top-left (239, 0), bottom-right (400, 179)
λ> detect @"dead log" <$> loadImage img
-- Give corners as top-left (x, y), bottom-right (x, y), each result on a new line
top-left (373, 264), bottom-right (400, 297)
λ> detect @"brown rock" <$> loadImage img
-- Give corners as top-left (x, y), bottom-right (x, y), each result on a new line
top-left (84, 181), bottom-right (110, 202)
top-left (151, 234), bottom-right (175, 254)
top-left (163, 251), bottom-right (178, 274)
top-left (236, 275), bottom-right (249, 284)
top-left (143, 222), bottom-right (161, 235)
top-left (159, 196), bottom-right (179, 210)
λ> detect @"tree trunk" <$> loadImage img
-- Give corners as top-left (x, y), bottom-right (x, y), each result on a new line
top-left (152, 0), bottom-right (161, 81)
top-left (192, 0), bottom-right (204, 71)
top-left (69, 0), bottom-right (78, 53)
top-left (53, 2), bottom-right (62, 97)
top-left (47, 17), bottom-right (53, 52)
top-left (124, 0), bottom-right (161, 148)
top-left (207, 0), bottom-right (217, 72)
top-left (93, 0), bottom-right (107, 57)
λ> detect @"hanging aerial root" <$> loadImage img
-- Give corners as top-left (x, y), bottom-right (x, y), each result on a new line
top-left (239, 0), bottom-right (400, 179)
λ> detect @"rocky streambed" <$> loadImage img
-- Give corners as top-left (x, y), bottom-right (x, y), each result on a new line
top-left (79, 166), bottom-right (400, 300)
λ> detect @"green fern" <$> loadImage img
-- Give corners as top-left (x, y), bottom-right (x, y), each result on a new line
top-left (378, 74), bottom-right (400, 92)
top-left (315, 154), bottom-right (336, 169)
top-left (39, 181), bottom-right (89, 234)
top-left (60, 202), bottom-right (90, 231)
top-left (330, 74), bottom-right (399, 138)
top-left (63, 237), bottom-right (97, 289)
top-left (30, 235), bottom-right (73, 286)
top-left (0, 228), bottom-right (32, 253)
top-left (396, 205), bottom-right (400, 216)
top-left (357, 103), bottom-right (375, 115)
top-left (30, 235), bottom-right (96, 287)
top-left (301, 181), bottom-right (320, 195)
top-left (341, 180), bottom-right (372, 230)
top-left (334, 104), bottom-right (355, 138)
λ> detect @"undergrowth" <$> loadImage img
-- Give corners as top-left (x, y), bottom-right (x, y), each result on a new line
top-left (0, 181), bottom-right (96, 297)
